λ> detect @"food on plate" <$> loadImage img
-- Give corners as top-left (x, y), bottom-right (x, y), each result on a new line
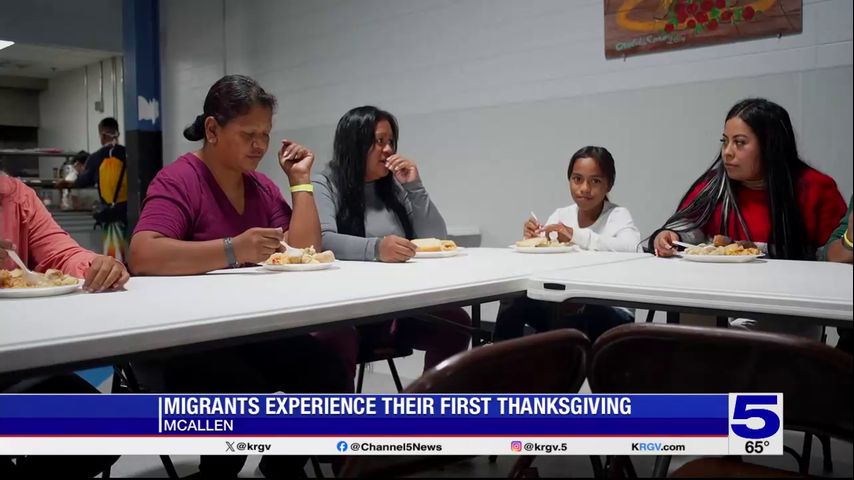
top-left (712, 234), bottom-right (732, 247)
top-left (265, 246), bottom-right (335, 265)
top-left (412, 238), bottom-right (457, 252)
top-left (514, 237), bottom-right (570, 248)
top-left (0, 269), bottom-right (79, 289)
top-left (516, 237), bottom-right (548, 248)
top-left (734, 240), bottom-right (758, 249)
top-left (684, 238), bottom-right (762, 256)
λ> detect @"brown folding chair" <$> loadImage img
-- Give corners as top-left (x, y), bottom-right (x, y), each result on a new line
top-left (338, 329), bottom-right (591, 478)
top-left (588, 323), bottom-right (853, 477)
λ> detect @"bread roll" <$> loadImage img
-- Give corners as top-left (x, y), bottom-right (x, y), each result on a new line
top-left (440, 240), bottom-right (457, 251)
top-left (515, 237), bottom-right (548, 248)
top-left (313, 250), bottom-right (336, 264)
top-left (412, 238), bottom-right (443, 252)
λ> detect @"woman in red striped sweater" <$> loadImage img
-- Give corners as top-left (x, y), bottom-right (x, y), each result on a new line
top-left (650, 98), bottom-right (846, 336)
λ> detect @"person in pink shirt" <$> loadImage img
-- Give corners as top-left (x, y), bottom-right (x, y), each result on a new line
top-left (0, 174), bottom-right (128, 290)
top-left (1, 173), bottom-right (129, 478)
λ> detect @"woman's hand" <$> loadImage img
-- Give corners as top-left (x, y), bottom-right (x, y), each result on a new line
top-left (83, 256), bottom-right (130, 292)
top-left (233, 227), bottom-right (284, 265)
top-left (378, 235), bottom-right (417, 262)
top-left (279, 139), bottom-right (314, 185)
top-left (385, 154), bottom-right (419, 184)
top-left (522, 217), bottom-right (542, 239)
top-left (542, 223), bottom-right (574, 243)
top-left (654, 230), bottom-right (679, 257)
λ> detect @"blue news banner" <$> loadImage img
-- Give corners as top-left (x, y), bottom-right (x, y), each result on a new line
top-left (0, 394), bottom-right (782, 456)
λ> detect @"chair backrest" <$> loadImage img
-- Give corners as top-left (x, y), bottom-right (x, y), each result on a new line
top-left (589, 323), bottom-right (853, 442)
top-left (339, 329), bottom-right (591, 477)
top-left (405, 328), bottom-right (590, 394)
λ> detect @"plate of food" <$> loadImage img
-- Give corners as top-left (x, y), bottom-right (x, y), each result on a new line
top-left (0, 269), bottom-right (82, 298)
top-left (262, 246), bottom-right (337, 271)
top-left (510, 237), bottom-right (577, 253)
top-left (413, 238), bottom-right (462, 258)
top-left (681, 235), bottom-right (765, 263)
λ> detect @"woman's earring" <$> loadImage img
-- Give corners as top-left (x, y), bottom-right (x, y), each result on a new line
top-left (208, 137), bottom-right (217, 144)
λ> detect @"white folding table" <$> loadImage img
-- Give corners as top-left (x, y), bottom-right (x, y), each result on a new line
top-left (528, 256), bottom-right (853, 329)
top-left (0, 248), bottom-right (648, 380)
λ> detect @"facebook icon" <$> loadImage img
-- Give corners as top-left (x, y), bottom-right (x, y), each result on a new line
top-left (336, 441), bottom-right (348, 452)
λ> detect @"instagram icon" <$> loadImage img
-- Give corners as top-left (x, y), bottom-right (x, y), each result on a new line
top-left (511, 441), bottom-right (522, 452)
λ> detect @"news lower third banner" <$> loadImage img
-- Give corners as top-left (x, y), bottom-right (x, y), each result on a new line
top-left (0, 394), bottom-right (783, 456)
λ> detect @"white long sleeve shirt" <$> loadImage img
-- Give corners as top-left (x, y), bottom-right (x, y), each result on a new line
top-left (545, 201), bottom-right (641, 252)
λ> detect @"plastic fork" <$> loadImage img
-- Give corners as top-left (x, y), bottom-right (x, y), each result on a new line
top-left (4, 249), bottom-right (42, 284)
top-left (280, 240), bottom-right (305, 258)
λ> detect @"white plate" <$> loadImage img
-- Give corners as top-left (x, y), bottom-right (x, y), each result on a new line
top-left (510, 245), bottom-right (578, 254)
top-left (681, 254), bottom-right (764, 263)
top-left (0, 280), bottom-right (82, 298)
top-left (261, 262), bottom-right (337, 272)
top-left (414, 248), bottom-right (463, 259)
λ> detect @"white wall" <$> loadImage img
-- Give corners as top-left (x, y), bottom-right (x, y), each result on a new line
top-left (38, 58), bottom-right (125, 177)
top-left (160, 0), bottom-right (228, 170)
top-left (160, 0), bottom-right (853, 246)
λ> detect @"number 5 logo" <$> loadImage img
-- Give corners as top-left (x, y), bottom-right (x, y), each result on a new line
top-left (730, 394), bottom-right (781, 439)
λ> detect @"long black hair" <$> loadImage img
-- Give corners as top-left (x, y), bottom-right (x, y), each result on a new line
top-left (659, 98), bottom-right (810, 259)
top-left (183, 75), bottom-right (277, 141)
top-left (326, 106), bottom-right (414, 238)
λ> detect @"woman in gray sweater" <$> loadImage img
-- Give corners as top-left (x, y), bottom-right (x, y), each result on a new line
top-left (312, 106), bottom-right (471, 383)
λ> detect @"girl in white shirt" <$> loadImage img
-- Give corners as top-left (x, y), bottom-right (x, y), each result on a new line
top-left (495, 146), bottom-right (641, 342)
top-left (523, 146), bottom-right (640, 251)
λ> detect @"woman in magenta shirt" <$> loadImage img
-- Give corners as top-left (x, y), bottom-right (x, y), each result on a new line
top-left (128, 75), bottom-right (348, 479)
top-left (129, 81), bottom-right (320, 272)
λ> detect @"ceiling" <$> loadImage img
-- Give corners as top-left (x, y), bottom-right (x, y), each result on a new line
top-left (0, 43), bottom-right (119, 80)
top-left (0, 0), bottom-right (122, 52)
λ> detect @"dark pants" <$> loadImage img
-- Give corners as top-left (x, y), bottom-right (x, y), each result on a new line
top-left (134, 334), bottom-right (352, 479)
top-left (313, 308), bottom-right (473, 384)
top-left (493, 297), bottom-right (633, 343)
top-left (0, 374), bottom-right (119, 479)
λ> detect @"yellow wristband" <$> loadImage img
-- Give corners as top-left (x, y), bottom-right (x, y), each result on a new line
top-left (844, 230), bottom-right (853, 248)
top-left (289, 184), bottom-right (314, 193)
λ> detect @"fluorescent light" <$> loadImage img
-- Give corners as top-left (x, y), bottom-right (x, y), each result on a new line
top-left (0, 40), bottom-right (14, 51)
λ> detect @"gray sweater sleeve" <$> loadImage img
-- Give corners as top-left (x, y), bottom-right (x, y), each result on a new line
top-left (313, 175), bottom-right (380, 261)
top-left (402, 179), bottom-right (447, 238)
